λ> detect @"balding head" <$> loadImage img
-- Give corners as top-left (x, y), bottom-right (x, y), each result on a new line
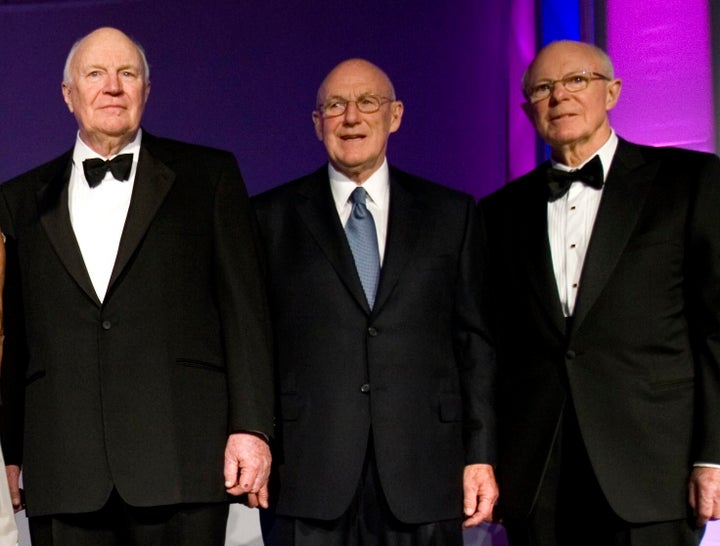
top-left (61, 27), bottom-right (151, 157)
top-left (521, 40), bottom-right (621, 165)
top-left (63, 27), bottom-right (150, 85)
top-left (311, 58), bottom-right (403, 183)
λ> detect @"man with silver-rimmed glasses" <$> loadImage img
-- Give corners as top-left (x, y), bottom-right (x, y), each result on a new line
top-left (479, 39), bottom-right (720, 545)
top-left (254, 58), bottom-right (497, 545)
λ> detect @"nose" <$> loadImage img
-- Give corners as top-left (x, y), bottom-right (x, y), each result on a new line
top-left (548, 81), bottom-right (568, 103)
top-left (103, 73), bottom-right (122, 95)
top-left (342, 101), bottom-right (361, 124)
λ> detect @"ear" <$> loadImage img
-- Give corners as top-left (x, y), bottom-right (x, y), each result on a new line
top-left (61, 82), bottom-right (74, 113)
top-left (521, 101), bottom-right (534, 123)
top-left (605, 79), bottom-right (622, 111)
top-left (312, 110), bottom-right (324, 141)
top-left (388, 100), bottom-right (404, 134)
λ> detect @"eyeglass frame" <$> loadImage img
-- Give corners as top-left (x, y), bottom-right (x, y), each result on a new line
top-left (316, 93), bottom-right (394, 118)
top-left (524, 70), bottom-right (612, 103)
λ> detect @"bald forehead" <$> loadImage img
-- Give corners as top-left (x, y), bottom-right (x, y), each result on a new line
top-left (65, 27), bottom-right (147, 83)
top-left (528, 41), bottom-right (612, 80)
top-left (317, 59), bottom-right (395, 104)
top-left (76, 28), bottom-right (137, 57)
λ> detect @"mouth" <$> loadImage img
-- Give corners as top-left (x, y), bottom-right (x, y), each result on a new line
top-left (549, 113), bottom-right (575, 122)
top-left (340, 134), bottom-right (366, 141)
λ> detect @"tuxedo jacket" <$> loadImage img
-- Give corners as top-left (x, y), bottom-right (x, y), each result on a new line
top-left (478, 138), bottom-right (720, 523)
top-left (0, 133), bottom-right (274, 517)
top-left (253, 166), bottom-right (495, 524)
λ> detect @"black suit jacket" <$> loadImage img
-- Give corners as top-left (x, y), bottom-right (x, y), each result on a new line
top-left (0, 133), bottom-right (274, 516)
top-left (253, 166), bottom-right (495, 524)
top-left (479, 139), bottom-right (720, 523)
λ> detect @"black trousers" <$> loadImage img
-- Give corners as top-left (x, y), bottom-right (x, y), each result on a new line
top-left (261, 439), bottom-right (463, 546)
top-left (29, 489), bottom-right (229, 546)
top-left (503, 404), bottom-right (703, 546)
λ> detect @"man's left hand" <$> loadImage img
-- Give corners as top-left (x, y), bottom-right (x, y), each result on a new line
top-left (223, 432), bottom-right (272, 508)
top-left (689, 466), bottom-right (720, 526)
top-left (462, 463), bottom-right (498, 528)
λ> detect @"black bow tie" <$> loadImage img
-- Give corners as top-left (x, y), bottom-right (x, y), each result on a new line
top-left (82, 154), bottom-right (134, 188)
top-left (546, 155), bottom-right (604, 201)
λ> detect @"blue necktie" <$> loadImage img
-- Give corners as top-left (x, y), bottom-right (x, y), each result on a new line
top-left (345, 187), bottom-right (381, 308)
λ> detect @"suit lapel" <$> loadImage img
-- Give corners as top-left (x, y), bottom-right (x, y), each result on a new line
top-left (517, 169), bottom-right (567, 335)
top-left (37, 154), bottom-right (100, 305)
top-left (107, 141), bottom-right (175, 291)
top-left (372, 170), bottom-right (422, 314)
top-left (294, 169), bottom-right (370, 313)
top-left (571, 140), bottom-right (656, 333)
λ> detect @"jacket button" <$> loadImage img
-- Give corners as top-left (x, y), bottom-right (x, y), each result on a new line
top-left (565, 350), bottom-right (576, 359)
top-left (367, 327), bottom-right (378, 337)
top-left (360, 383), bottom-right (370, 393)
top-left (101, 320), bottom-right (112, 330)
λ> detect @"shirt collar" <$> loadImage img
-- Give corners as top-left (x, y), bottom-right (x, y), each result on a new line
top-left (329, 158), bottom-right (390, 210)
top-left (551, 129), bottom-right (618, 182)
top-left (72, 129), bottom-right (143, 165)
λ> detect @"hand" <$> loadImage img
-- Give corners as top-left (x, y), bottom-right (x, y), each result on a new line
top-left (223, 432), bottom-right (271, 508)
top-left (6, 465), bottom-right (21, 512)
top-left (689, 466), bottom-right (720, 526)
top-left (462, 463), bottom-right (498, 528)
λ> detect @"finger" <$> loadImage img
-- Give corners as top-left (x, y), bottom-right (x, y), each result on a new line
top-left (688, 480), bottom-right (697, 511)
top-left (7, 481), bottom-right (21, 512)
top-left (696, 495), bottom-right (713, 526)
top-left (223, 454), bottom-right (239, 489)
top-left (237, 464), bottom-right (260, 494)
top-left (246, 492), bottom-right (259, 509)
top-left (257, 483), bottom-right (270, 509)
top-left (10, 490), bottom-right (21, 513)
top-left (463, 486), bottom-right (478, 517)
top-left (463, 508), bottom-right (486, 528)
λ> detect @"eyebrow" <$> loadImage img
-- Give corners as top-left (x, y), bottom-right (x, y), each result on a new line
top-left (533, 70), bottom-right (591, 82)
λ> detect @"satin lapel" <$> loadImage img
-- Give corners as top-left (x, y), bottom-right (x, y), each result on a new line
top-left (37, 155), bottom-right (100, 305)
top-left (518, 169), bottom-right (566, 336)
top-left (571, 141), bottom-right (655, 333)
top-left (107, 145), bottom-right (174, 290)
top-left (294, 172), bottom-right (370, 313)
top-left (371, 173), bottom-right (422, 314)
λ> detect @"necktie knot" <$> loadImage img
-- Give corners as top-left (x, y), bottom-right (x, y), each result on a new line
top-left (350, 187), bottom-right (369, 218)
top-left (82, 153), bottom-right (134, 188)
top-left (546, 155), bottom-right (604, 201)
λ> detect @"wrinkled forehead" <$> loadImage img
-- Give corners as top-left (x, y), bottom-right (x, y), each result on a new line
top-left (318, 62), bottom-right (393, 103)
top-left (528, 44), bottom-right (603, 81)
top-left (72, 33), bottom-right (143, 72)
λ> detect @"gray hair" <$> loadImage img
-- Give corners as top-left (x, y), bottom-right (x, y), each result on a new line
top-left (62, 32), bottom-right (150, 85)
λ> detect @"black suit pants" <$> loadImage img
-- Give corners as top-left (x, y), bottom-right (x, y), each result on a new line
top-left (261, 436), bottom-right (463, 546)
top-left (29, 489), bottom-right (229, 546)
top-left (503, 403), bottom-right (702, 546)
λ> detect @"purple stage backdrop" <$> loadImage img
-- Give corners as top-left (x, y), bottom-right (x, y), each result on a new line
top-left (0, 0), bottom-right (512, 198)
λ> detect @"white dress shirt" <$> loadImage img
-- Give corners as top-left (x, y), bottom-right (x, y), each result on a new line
top-left (548, 130), bottom-right (618, 317)
top-left (68, 130), bottom-right (141, 302)
top-left (329, 159), bottom-right (390, 265)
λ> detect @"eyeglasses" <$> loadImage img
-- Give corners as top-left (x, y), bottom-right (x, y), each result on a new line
top-left (318, 94), bottom-right (393, 117)
top-left (525, 71), bottom-right (611, 103)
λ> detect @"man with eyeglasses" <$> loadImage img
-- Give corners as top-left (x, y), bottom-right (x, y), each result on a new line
top-left (253, 58), bottom-right (497, 544)
top-left (478, 40), bottom-right (720, 545)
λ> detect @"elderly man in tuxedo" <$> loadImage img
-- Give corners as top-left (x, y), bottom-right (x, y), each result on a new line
top-left (254, 58), bottom-right (497, 545)
top-left (0, 27), bottom-right (273, 546)
top-left (479, 40), bottom-right (720, 546)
